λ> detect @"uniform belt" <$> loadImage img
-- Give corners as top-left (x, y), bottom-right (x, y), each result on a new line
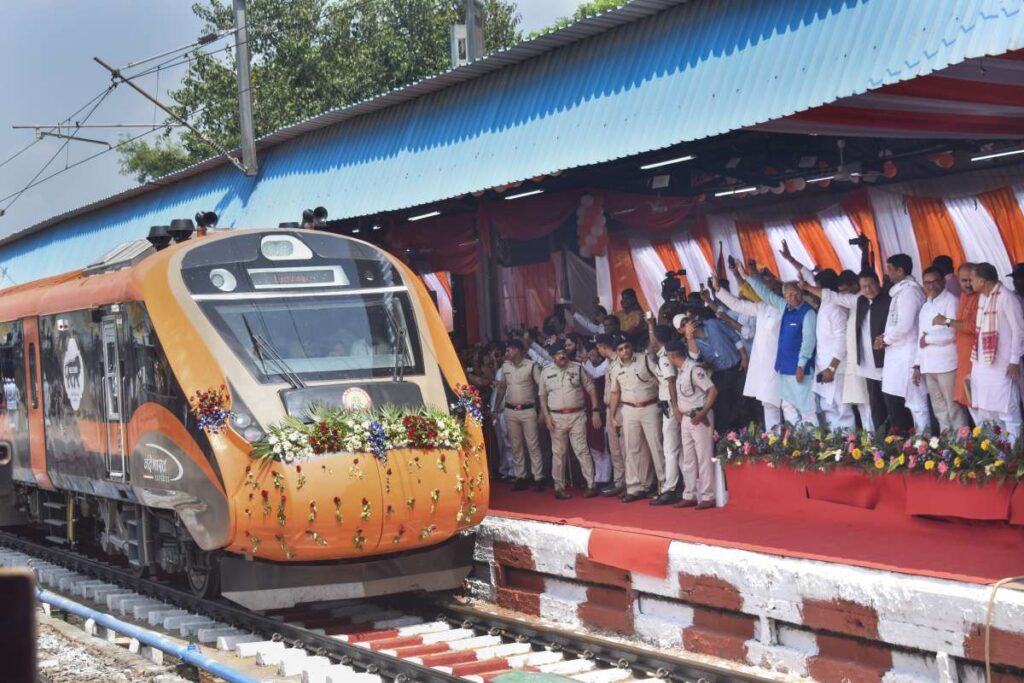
top-left (622, 399), bottom-right (657, 408)
top-left (506, 403), bottom-right (535, 411)
top-left (684, 407), bottom-right (706, 418)
top-left (550, 407), bottom-right (584, 414)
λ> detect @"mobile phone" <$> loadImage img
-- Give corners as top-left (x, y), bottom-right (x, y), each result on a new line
top-left (727, 255), bottom-right (736, 268)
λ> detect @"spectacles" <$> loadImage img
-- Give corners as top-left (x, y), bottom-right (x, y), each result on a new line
top-left (922, 279), bottom-right (942, 286)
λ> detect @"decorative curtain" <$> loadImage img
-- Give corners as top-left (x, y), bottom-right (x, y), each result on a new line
top-left (763, 220), bottom-right (816, 282)
top-left (841, 189), bottom-right (881, 275)
top-left (390, 213), bottom-right (479, 274)
top-left (500, 256), bottom-right (559, 331)
top-left (944, 196), bottom-right (1014, 286)
top-left (905, 195), bottom-right (967, 276)
top-left (793, 216), bottom-right (843, 273)
top-left (868, 189), bottom-right (923, 279)
top-left (817, 204), bottom-right (865, 273)
top-left (607, 235), bottom-right (651, 312)
top-left (736, 220), bottom-right (780, 275)
top-left (978, 187), bottom-right (1024, 266)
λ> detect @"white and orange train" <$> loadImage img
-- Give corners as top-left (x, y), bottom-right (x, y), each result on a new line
top-left (0, 221), bottom-right (488, 609)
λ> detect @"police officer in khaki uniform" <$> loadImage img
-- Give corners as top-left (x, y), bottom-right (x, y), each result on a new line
top-left (608, 334), bottom-right (663, 502)
top-left (492, 339), bottom-right (545, 491)
top-left (594, 334), bottom-right (626, 496)
top-left (648, 322), bottom-right (682, 506)
top-left (539, 341), bottom-right (601, 499)
top-left (669, 335), bottom-right (719, 509)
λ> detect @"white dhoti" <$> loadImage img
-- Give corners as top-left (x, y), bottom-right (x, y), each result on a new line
top-left (779, 375), bottom-right (816, 424)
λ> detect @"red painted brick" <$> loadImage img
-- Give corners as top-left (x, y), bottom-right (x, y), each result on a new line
top-left (801, 598), bottom-right (880, 640)
top-left (392, 643), bottom-right (450, 658)
top-left (964, 624), bottom-right (1024, 669)
top-left (420, 650), bottom-right (478, 667)
top-left (500, 566), bottom-right (546, 593)
top-left (575, 554), bottom-right (631, 589)
top-left (579, 583), bottom-right (635, 635)
top-left (808, 632), bottom-right (893, 683)
top-left (493, 541), bottom-right (535, 570)
top-left (678, 573), bottom-right (743, 611)
top-left (682, 606), bottom-right (756, 663)
top-left (370, 635), bottom-right (424, 651)
top-left (497, 587), bottom-right (541, 616)
top-left (342, 628), bottom-right (400, 643)
top-left (452, 658), bottom-right (509, 676)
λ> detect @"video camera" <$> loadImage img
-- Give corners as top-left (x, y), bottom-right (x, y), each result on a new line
top-left (661, 269), bottom-right (688, 302)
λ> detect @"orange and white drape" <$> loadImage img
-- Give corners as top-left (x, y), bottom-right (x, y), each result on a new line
top-left (597, 183), bottom-right (1024, 312)
top-left (421, 272), bottom-right (454, 332)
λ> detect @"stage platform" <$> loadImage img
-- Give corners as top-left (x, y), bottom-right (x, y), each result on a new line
top-left (469, 469), bottom-right (1024, 683)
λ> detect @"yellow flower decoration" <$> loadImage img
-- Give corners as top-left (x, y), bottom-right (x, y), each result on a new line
top-left (791, 450), bottom-right (801, 458)
top-left (897, 454), bottom-right (906, 466)
top-left (924, 460), bottom-right (935, 471)
top-left (851, 448), bottom-right (862, 461)
top-left (972, 426), bottom-right (982, 438)
top-left (980, 439), bottom-right (991, 452)
top-left (953, 456), bottom-right (963, 468)
top-left (874, 458), bottom-right (885, 469)
top-left (768, 435), bottom-right (778, 446)
top-left (884, 435), bottom-right (896, 444)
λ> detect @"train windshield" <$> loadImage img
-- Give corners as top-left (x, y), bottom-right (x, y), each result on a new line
top-left (200, 290), bottom-right (422, 383)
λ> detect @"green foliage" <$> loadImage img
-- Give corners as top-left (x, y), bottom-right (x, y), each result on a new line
top-left (119, 0), bottom-right (523, 182)
top-left (117, 136), bottom-right (194, 184)
top-left (529, 0), bottom-right (623, 38)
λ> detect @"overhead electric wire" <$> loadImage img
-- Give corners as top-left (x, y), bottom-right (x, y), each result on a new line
top-left (2, 85), bottom-right (116, 214)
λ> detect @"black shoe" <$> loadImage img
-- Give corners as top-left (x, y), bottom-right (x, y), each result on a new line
top-left (512, 479), bottom-right (530, 491)
top-left (554, 489), bottom-right (572, 500)
top-left (582, 487), bottom-right (600, 498)
top-left (621, 493), bottom-right (644, 503)
top-left (532, 481), bottom-right (546, 492)
top-left (649, 492), bottom-right (677, 506)
top-left (600, 485), bottom-right (625, 497)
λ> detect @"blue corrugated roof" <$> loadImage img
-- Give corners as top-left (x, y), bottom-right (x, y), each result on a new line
top-left (2, 0), bottom-right (1023, 284)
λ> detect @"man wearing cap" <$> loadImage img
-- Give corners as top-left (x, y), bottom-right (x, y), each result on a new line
top-left (647, 320), bottom-right (682, 505)
top-left (669, 337), bottom-right (718, 509)
top-left (607, 334), bottom-right (663, 502)
top-left (674, 307), bottom-right (749, 433)
top-left (594, 334), bottom-right (627, 496)
top-left (540, 341), bottom-right (602, 499)
top-left (493, 339), bottom-right (546, 491)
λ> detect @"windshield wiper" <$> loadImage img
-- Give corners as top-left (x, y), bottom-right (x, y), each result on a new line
top-left (383, 303), bottom-right (410, 382)
top-left (242, 315), bottom-right (306, 389)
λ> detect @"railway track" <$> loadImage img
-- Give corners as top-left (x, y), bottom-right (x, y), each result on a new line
top-left (2, 529), bottom-right (773, 683)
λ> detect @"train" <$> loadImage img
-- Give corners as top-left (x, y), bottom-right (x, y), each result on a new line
top-left (0, 220), bottom-right (488, 610)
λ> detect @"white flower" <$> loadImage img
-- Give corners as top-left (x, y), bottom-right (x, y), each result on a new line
top-left (929, 437), bottom-right (939, 449)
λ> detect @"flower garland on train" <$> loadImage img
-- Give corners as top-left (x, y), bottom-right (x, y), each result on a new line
top-left (717, 423), bottom-right (1024, 484)
top-left (250, 384), bottom-right (483, 465)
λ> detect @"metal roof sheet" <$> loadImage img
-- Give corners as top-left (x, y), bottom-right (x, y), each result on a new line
top-left (2, 0), bottom-right (1023, 284)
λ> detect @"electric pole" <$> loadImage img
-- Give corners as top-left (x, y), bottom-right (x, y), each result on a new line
top-left (233, 0), bottom-right (258, 176)
top-left (465, 0), bottom-right (484, 62)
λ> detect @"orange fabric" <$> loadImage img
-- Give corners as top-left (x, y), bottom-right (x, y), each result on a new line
top-left (979, 187), bottom-right (1024, 265)
top-left (841, 189), bottom-right (881, 275)
top-left (437, 272), bottom-right (453, 302)
top-left (505, 260), bottom-right (558, 329)
top-left (954, 292), bottom-right (980, 406)
top-left (905, 196), bottom-right (966, 272)
top-left (793, 216), bottom-right (843, 273)
top-left (607, 235), bottom-right (651, 312)
top-left (736, 221), bottom-right (778, 275)
top-left (589, 527), bottom-right (670, 579)
top-left (690, 214), bottom-right (716, 270)
top-left (652, 239), bottom-right (683, 274)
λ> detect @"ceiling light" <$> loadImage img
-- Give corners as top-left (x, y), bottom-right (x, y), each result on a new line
top-left (971, 147), bottom-right (1024, 162)
top-left (714, 186), bottom-right (757, 197)
top-left (371, 224), bottom-right (383, 231)
top-left (504, 189), bottom-right (545, 201)
top-left (807, 175), bottom-right (834, 183)
top-left (408, 211), bottom-right (441, 222)
top-left (640, 154), bottom-right (696, 170)
top-left (351, 227), bottom-right (361, 234)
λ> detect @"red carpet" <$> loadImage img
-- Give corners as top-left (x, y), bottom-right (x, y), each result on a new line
top-left (489, 469), bottom-right (1024, 585)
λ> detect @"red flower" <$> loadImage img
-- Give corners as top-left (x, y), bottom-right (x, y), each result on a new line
top-left (439, 454), bottom-right (446, 462)
top-left (362, 497), bottom-right (368, 505)
top-left (309, 501), bottom-right (315, 509)
top-left (333, 496), bottom-right (341, 504)
top-left (280, 495), bottom-right (287, 504)
top-left (296, 465), bottom-right (301, 473)
top-left (261, 490), bottom-right (269, 500)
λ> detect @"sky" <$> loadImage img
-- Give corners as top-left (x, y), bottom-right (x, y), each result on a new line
top-left (0, 0), bottom-right (581, 240)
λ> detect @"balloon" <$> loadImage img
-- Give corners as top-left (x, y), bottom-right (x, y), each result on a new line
top-left (771, 183), bottom-right (785, 195)
top-left (883, 161), bottom-right (897, 178)
top-left (791, 178), bottom-right (807, 191)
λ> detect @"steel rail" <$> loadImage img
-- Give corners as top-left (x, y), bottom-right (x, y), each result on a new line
top-left (0, 529), bottom-right (462, 683)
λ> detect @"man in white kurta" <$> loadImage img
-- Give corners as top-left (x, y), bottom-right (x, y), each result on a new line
top-left (710, 265), bottom-right (793, 430)
top-left (876, 254), bottom-right (929, 434)
top-left (970, 263), bottom-right (1024, 439)
top-left (913, 267), bottom-right (965, 433)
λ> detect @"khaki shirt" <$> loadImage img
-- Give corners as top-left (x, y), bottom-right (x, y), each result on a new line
top-left (501, 359), bottom-right (540, 407)
top-left (539, 361), bottom-right (594, 411)
top-left (655, 347), bottom-right (676, 402)
top-left (609, 353), bottom-right (659, 403)
top-left (675, 358), bottom-right (715, 413)
top-left (602, 357), bottom-right (621, 403)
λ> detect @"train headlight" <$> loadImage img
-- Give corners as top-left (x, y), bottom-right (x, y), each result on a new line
top-left (242, 426), bottom-right (265, 442)
top-left (231, 412), bottom-right (252, 429)
top-left (260, 234), bottom-right (312, 261)
top-left (209, 268), bottom-right (237, 292)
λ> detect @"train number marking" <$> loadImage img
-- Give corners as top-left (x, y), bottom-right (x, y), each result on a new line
top-left (142, 443), bottom-right (184, 483)
top-left (63, 337), bottom-right (85, 411)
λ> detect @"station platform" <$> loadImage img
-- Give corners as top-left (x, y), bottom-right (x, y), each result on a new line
top-left (471, 466), bottom-right (1024, 682)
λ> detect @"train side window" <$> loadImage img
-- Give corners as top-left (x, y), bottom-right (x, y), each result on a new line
top-left (27, 343), bottom-right (38, 410)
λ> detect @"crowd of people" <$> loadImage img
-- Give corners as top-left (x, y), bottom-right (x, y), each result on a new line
top-left (460, 237), bottom-right (1024, 508)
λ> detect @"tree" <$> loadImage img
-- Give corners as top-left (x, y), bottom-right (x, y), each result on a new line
top-left (530, 0), bottom-right (623, 37)
top-left (119, 0), bottom-right (522, 182)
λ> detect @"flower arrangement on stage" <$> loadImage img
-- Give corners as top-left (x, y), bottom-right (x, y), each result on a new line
top-left (250, 405), bottom-right (468, 465)
top-left (189, 385), bottom-right (231, 433)
top-left (717, 423), bottom-right (1024, 484)
top-left (451, 384), bottom-right (484, 424)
